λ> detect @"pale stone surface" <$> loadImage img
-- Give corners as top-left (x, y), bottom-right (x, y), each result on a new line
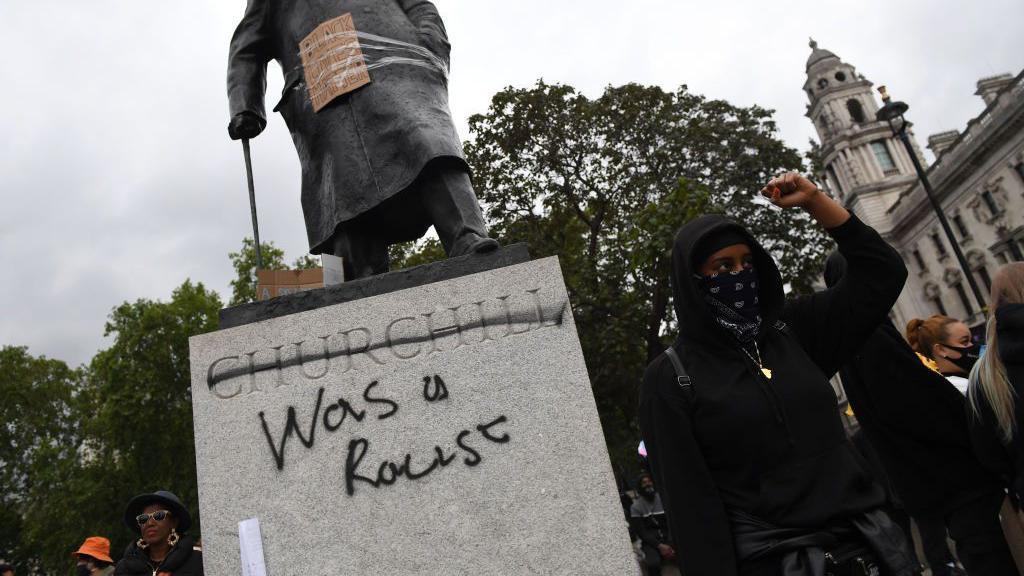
top-left (189, 257), bottom-right (636, 575)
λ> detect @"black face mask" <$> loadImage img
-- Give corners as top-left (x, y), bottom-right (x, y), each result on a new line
top-left (640, 485), bottom-right (656, 500)
top-left (943, 341), bottom-right (981, 373)
top-left (700, 267), bottom-right (761, 322)
top-left (76, 564), bottom-right (93, 576)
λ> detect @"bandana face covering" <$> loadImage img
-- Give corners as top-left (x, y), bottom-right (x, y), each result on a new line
top-left (698, 267), bottom-right (762, 344)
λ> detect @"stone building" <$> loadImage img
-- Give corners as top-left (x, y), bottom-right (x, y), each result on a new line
top-left (804, 39), bottom-right (1024, 329)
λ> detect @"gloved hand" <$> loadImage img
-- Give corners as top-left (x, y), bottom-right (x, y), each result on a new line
top-left (228, 112), bottom-right (266, 140)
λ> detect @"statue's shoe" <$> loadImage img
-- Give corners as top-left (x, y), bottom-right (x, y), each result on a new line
top-left (451, 233), bottom-right (500, 257)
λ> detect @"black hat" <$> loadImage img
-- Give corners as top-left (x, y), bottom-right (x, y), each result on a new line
top-left (123, 490), bottom-right (192, 533)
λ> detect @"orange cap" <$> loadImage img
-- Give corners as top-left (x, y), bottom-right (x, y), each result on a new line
top-left (73, 536), bottom-right (113, 564)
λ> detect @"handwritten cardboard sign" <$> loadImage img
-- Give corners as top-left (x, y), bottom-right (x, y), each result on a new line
top-left (189, 258), bottom-right (636, 574)
top-left (299, 13), bottom-right (371, 112)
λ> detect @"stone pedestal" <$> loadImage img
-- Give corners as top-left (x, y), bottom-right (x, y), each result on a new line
top-left (189, 253), bottom-right (635, 575)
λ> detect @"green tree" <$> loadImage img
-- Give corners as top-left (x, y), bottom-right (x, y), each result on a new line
top-left (0, 347), bottom-right (80, 574)
top-left (464, 81), bottom-right (830, 469)
top-left (228, 238), bottom-right (320, 305)
top-left (18, 280), bottom-right (224, 574)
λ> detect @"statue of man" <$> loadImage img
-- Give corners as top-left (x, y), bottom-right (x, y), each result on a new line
top-left (227, 0), bottom-right (498, 280)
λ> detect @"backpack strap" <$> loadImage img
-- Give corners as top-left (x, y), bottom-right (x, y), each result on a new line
top-left (664, 346), bottom-right (695, 403)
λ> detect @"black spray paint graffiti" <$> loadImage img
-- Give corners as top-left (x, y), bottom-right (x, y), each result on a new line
top-left (206, 289), bottom-right (567, 398)
top-left (344, 415), bottom-right (509, 496)
top-left (257, 375), bottom-right (510, 496)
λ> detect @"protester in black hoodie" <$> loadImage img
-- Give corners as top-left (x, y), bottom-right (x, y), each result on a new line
top-left (115, 491), bottom-right (203, 576)
top-left (826, 252), bottom-right (1016, 576)
top-left (639, 172), bottom-right (912, 576)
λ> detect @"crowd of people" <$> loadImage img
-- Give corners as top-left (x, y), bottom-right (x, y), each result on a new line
top-left (638, 171), bottom-right (1024, 576)
top-left (0, 491), bottom-right (204, 576)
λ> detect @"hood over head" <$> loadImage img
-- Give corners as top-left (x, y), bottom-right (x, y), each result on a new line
top-left (671, 214), bottom-right (785, 346)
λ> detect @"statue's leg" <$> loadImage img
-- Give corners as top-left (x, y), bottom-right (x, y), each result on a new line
top-left (420, 165), bottom-right (499, 257)
top-left (327, 226), bottom-right (390, 280)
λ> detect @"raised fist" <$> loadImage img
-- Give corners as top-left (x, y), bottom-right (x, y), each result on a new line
top-left (759, 172), bottom-right (822, 209)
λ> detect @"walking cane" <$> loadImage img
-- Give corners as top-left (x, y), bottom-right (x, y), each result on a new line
top-left (241, 138), bottom-right (264, 291)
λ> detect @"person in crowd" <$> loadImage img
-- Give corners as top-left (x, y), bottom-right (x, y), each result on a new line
top-left (967, 263), bottom-right (1024, 497)
top-left (0, 563), bottom-right (13, 576)
top-left (630, 473), bottom-right (674, 576)
top-left (905, 315), bottom-right (980, 395)
top-left (73, 536), bottom-right (116, 576)
top-left (640, 172), bottom-right (914, 576)
top-left (826, 252), bottom-right (1015, 576)
top-left (114, 490), bottom-right (203, 576)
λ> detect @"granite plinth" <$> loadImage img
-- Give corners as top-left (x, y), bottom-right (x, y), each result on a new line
top-left (188, 256), bottom-right (636, 575)
top-left (219, 243), bottom-right (531, 329)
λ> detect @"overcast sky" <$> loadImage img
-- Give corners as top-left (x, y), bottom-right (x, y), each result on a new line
top-left (1, 0), bottom-right (1022, 367)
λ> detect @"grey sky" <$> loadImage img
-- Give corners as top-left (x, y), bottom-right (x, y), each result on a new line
top-left (1, 0), bottom-right (1021, 367)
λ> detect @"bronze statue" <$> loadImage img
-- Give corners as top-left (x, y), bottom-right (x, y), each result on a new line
top-left (227, 0), bottom-right (498, 280)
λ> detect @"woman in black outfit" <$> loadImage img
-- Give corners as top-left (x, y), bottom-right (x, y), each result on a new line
top-left (826, 252), bottom-right (1017, 576)
top-left (639, 172), bottom-right (913, 576)
top-left (115, 490), bottom-right (204, 576)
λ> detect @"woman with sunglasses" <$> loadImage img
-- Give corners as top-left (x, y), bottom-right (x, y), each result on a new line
top-left (115, 490), bottom-right (203, 576)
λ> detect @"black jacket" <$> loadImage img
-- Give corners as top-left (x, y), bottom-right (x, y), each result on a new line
top-left (639, 214), bottom-right (907, 576)
top-left (968, 304), bottom-right (1024, 495)
top-left (834, 315), bottom-right (999, 518)
top-left (115, 535), bottom-right (204, 576)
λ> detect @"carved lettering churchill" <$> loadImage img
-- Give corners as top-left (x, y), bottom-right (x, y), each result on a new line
top-left (205, 289), bottom-right (569, 396)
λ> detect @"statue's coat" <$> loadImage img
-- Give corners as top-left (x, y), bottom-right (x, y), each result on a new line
top-left (228, 0), bottom-right (465, 252)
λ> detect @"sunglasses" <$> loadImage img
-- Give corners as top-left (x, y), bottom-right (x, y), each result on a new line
top-left (135, 510), bottom-right (172, 525)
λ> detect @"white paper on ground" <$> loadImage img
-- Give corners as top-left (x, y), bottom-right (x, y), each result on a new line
top-left (238, 517), bottom-right (267, 576)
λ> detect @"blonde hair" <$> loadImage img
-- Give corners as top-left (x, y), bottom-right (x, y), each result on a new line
top-left (905, 315), bottom-right (958, 360)
top-left (968, 263), bottom-right (1024, 443)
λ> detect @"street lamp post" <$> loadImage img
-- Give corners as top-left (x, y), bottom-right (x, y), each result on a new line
top-left (875, 86), bottom-right (988, 314)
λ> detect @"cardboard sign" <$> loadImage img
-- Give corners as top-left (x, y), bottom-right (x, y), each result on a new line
top-left (299, 13), bottom-right (371, 112)
top-left (255, 269), bottom-right (324, 301)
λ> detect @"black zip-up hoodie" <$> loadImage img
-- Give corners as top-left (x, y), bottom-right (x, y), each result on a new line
top-left (639, 214), bottom-right (907, 576)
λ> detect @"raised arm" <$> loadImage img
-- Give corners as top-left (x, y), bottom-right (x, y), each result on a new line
top-left (763, 173), bottom-right (908, 377)
top-left (639, 359), bottom-right (737, 576)
top-left (227, 0), bottom-right (272, 140)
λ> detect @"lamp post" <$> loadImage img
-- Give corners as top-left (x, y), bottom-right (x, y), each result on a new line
top-left (875, 86), bottom-right (988, 313)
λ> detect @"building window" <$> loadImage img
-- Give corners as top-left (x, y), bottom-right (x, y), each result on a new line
top-left (952, 214), bottom-right (969, 238)
top-left (930, 231), bottom-right (948, 257)
top-left (871, 141), bottom-right (899, 175)
top-left (954, 282), bottom-right (975, 316)
top-left (835, 71), bottom-right (847, 82)
top-left (981, 189), bottom-right (1001, 216)
top-left (976, 266), bottom-right (992, 293)
top-left (912, 249), bottom-right (927, 270)
top-left (1015, 162), bottom-right (1024, 183)
top-left (827, 165), bottom-right (843, 195)
top-left (931, 295), bottom-right (947, 316)
top-left (996, 252), bottom-right (1009, 265)
top-left (847, 99), bottom-right (866, 123)
top-left (818, 78), bottom-right (829, 90)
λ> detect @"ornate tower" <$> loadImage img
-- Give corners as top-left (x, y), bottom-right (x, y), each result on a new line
top-left (804, 39), bottom-right (921, 234)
